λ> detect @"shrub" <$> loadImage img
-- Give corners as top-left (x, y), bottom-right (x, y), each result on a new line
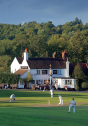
top-left (75, 79), bottom-right (79, 91)
top-left (81, 82), bottom-right (88, 89)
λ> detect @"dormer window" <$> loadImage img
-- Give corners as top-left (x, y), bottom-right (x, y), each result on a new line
top-left (58, 70), bottom-right (61, 75)
top-left (53, 70), bottom-right (57, 74)
top-left (42, 70), bottom-right (47, 74)
top-left (37, 70), bottom-right (40, 74)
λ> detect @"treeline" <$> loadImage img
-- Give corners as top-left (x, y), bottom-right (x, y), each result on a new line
top-left (0, 17), bottom-right (88, 72)
top-left (0, 72), bottom-right (19, 84)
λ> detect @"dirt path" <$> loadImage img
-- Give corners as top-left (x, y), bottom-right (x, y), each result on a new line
top-left (28, 102), bottom-right (88, 107)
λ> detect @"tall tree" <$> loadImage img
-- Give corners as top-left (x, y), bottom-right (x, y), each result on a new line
top-left (72, 63), bottom-right (86, 87)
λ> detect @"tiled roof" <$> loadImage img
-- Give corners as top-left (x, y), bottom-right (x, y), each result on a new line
top-left (16, 57), bottom-right (23, 64)
top-left (15, 69), bottom-right (28, 76)
top-left (27, 57), bottom-right (66, 69)
top-left (69, 63), bottom-right (88, 76)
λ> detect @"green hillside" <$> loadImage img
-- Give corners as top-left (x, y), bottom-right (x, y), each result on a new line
top-left (0, 17), bottom-right (88, 72)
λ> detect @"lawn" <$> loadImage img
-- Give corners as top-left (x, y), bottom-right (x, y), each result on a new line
top-left (0, 90), bottom-right (88, 126)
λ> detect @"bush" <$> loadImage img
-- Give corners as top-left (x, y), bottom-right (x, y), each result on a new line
top-left (81, 82), bottom-right (88, 89)
top-left (0, 72), bottom-right (19, 84)
top-left (75, 79), bottom-right (79, 91)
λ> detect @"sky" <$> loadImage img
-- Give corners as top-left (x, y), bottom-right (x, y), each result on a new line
top-left (0, 0), bottom-right (88, 26)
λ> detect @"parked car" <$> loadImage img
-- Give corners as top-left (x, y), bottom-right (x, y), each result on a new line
top-left (64, 86), bottom-right (74, 91)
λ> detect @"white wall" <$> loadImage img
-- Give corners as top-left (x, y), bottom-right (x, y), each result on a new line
top-left (61, 79), bottom-right (75, 88)
top-left (18, 71), bottom-right (29, 88)
top-left (30, 69), bottom-right (66, 85)
top-left (10, 57), bottom-right (20, 73)
top-left (18, 80), bottom-right (24, 88)
top-left (20, 71), bottom-right (29, 79)
top-left (61, 79), bottom-right (65, 88)
top-left (57, 79), bottom-right (61, 88)
top-left (21, 60), bottom-right (29, 69)
top-left (66, 61), bottom-right (69, 77)
top-left (52, 69), bottom-right (66, 78)
top-left (24, 52), bottom-right (28, 61)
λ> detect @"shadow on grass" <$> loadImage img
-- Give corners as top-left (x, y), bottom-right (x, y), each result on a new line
top-left (54, 93), bottom-right (88, 99)
top-left (0, 99), bottom-right (47, 103)
top-left (0, 90), bottom-right (88, 99)
top-left (0, 90), bottom-right (50, 97)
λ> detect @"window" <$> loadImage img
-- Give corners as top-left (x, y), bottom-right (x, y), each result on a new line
top-left (39, 80), bottom-right (43, 85)
top-left (21, 66), bottom-right (28, 69)
top-left (36, 80), bottom-right (38, 84)
top-left (60, 70), bottom-right (61, 74)
top-left (44, 80), bottom-right (47, 84)
top-left (58, 70), bottom-right (61, 75)
top-left (37, 70), bottom-right (40, 74)
top-left (70, 80), bottom-right (72, 85)
top-left (31, 80), bottom-right (35, 84)
top-left (53, 70), bottom-right (57, 74)
top-left (42, 70), bottom-right (47, 74)
top-left (67, 80), bottom-right (69, 84)
top-left (65, 80), bottom-right (72, 85)
top-left (36, 80), bottom-right (43, 85)
top-left (65, 80), bottom-right (67, 85)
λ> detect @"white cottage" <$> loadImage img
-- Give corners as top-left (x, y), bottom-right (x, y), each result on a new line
top-left (10, 48), bottom-right (75, 89)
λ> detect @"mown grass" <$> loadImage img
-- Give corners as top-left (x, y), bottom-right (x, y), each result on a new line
top-left (0, 90), bottom-right (88, 126)
top-left (0, 90), bottom-right (88, 107)
top-left (0, 107), bottom-right (88, 126)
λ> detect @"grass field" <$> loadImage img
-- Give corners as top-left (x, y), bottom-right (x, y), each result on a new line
top-left (0, 90), bottom-right (88, 126)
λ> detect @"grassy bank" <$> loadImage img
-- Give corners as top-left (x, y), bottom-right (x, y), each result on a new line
top-left (0, 90), bottom-right (88, 107)
top-left (0, 90), bottom-right (88, 126)
top-left (0, 107), bottom-right (88, 126)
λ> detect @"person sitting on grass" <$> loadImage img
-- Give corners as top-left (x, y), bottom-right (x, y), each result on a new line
top-left (68, 98), bottom-right (76, 113)
top-left (10, 94), bottom-right (15, 103)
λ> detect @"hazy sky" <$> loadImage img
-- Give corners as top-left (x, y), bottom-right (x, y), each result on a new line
top-left (0, 0), bottom-right (88, 26)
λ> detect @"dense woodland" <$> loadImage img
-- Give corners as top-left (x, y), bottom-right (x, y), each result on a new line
top-left (0, 17), bottom-right (88, 72)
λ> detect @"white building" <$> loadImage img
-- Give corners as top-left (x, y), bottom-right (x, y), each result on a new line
top-left (10, 48), bottom-right (75, 89)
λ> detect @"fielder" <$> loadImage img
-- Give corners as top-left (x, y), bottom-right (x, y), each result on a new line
top-left (68, 98), bottom-right (76, 113)
top-left (58, 95), bottom-right (63, 105)
top-left (50, 88), bottom-right (53, 98)
top-left (10, 94), bottom-right (15, 103)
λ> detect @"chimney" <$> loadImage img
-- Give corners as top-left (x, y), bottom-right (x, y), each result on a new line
top-left (62, 50), bottom-right (68, 61)
top-left (67, 57), bottom-right (68, 62)
top-left (86, 63), bottom-right (88, 69)
top-left (52, 52), bottom-right (56, 58)
top-left (25, 48), bottom-right (27, 52)
top-left (24, 48), bottom-right (28, 61)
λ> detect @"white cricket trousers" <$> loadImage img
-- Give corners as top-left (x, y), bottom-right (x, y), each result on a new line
top-left (51, 94), bottom-right (53, 98)
top-left (10, 98), bottom-right (15, 103)
top-left (59, 99), bottom-right (63, 105)
top-left (69, 105), bottom-right (75, 113)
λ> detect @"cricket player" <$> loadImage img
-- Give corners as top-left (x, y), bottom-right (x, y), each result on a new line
top-left (58, 95), bottom-right (63, 105)
top-left (50, 88), bottom-right (53, 98)
top-left (10, 94), bottom-right (15, 103)
top-left (68, 98), bottom-right (76, 113)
